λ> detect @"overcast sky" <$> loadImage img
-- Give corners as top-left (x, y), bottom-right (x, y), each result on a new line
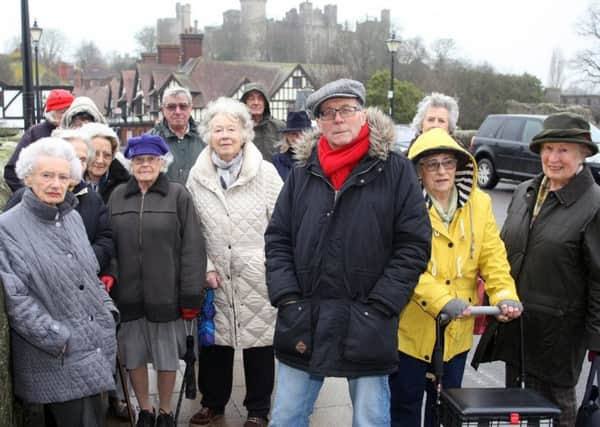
top-left (1, 0), bottom-right (593, 88)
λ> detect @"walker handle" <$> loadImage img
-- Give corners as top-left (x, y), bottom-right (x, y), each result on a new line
top-left (438, 305), bottom-right (501, 323)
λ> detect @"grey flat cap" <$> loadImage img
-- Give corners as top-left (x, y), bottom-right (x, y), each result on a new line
top-left (306, 79), bottom-right (366, 117)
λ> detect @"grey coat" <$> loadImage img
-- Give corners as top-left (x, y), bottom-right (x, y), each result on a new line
top-left (0, 189), bottom-right (118, 403)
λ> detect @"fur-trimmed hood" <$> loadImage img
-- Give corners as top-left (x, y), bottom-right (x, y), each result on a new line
top-left (293, 107), bottom-right (395, 165)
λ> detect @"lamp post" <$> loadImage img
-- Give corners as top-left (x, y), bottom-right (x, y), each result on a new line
top-left (20, 0), bottom-right (35, 130)
top-left (385, 32), bottom-right (401, 119)
top-left (30, 19), bottom-right (43, 124)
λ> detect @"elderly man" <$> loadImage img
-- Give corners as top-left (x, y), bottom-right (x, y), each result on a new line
top-left (265, 79), bottom-right (432, 426)
top-left (4, 89), bottom-right (75, 191)
top-left (149, 85), bottom-right (205, 184)
top-left (240, 83), bottom-right (284, 161)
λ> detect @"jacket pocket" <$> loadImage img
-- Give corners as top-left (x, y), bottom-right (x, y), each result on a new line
top-left (343, 302), bottom-right (398, 365)
top-left (273, 299), bottom-right (312, 360)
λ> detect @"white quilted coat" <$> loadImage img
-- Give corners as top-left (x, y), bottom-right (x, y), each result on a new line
top-left (186, 142), bottom-right (283, 348)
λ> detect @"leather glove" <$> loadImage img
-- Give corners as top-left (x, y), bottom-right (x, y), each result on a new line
top-left (497, 299), bottom-right (523, 311)
top-left (441, 298), bottom-right (469, 320)
top-left (181, 308), bottom-right (200, 320)
top-left (99, 275), bottom-right (115, 293)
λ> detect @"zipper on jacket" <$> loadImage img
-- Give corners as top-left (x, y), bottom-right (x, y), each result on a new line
top-left (138, 193), bottom-right (145, 271)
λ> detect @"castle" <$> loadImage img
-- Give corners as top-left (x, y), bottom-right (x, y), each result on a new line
top-left (157, 1), bottom-right (391, 65)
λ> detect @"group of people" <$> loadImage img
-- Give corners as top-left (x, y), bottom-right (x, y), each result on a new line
top-left (0, 77), bottom-right (598, 427)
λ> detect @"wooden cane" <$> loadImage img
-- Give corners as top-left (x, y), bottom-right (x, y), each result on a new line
top-left (116, 353), bottom-right (136, 427)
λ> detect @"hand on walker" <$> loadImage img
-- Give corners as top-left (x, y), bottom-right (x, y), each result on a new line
top-left (496, 300), bottom-right (522, 322)
top-left (206, 271), bottom-right (221, 289)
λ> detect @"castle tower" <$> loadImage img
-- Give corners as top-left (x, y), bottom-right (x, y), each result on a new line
top-left (240, 0), bottom-right (267, 61)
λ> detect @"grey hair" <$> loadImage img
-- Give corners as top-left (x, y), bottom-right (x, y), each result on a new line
top-left (79, 122), bottom-right (120, 154)
top-left (199, 97), bottom-right (255, 147)
top-left (51, 128), bottom-right (95, 164)
top-left (123, 151), bottom-right (173, 173)
top-left (411, 92), bottom-right (460, 134)
top-left (43, 110), bottom-right (60, 125)
top-left (162, 86), bottom-right (192, 105)
top-left (16, 137), bottom-right (82, 181)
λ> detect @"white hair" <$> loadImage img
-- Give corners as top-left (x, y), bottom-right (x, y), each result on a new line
top-left (16, 137), bottom-right (82, 181)
top-left (411, 92), bottom-right (460, 134)
top-left (79, 122), bottom-right (120, 154)
top-left (51, 128), bottom-right (95, 164)
top-left (162, 86), bottom-right (192, 105)
top-left (199, 97), bottom-right (255, 146)
top-left (43, 110), bottom-right (60, 125)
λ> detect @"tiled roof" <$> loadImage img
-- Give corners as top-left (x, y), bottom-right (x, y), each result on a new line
top-left (73, 86), bottom-right (110, 116)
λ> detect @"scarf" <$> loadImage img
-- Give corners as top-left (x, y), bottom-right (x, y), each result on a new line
top-left (430, 186), bottom-right (458, 230)
top-left (211, 150), bottom-right (244, 189)
top-left (318, 123), bottom-right (370, 190)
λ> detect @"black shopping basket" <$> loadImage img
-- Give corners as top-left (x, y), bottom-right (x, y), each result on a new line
top-left (435, 306), bottom-right (561, 426)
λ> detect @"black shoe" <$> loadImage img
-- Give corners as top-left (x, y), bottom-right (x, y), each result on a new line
top-left (136, 408), bottom-right (156, 427)
top-left (156, 409), bottom-right (175, 427)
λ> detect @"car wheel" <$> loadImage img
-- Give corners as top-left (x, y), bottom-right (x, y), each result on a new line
top-left (477, 158), bottom-right (499, 189)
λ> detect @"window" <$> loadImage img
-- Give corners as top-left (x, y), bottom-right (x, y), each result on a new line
top-left (292, 76), bottom-right (302, 89)
top-left (498, 118), bottom-right (524, 142)
top-left (478, 117), bottom-right (503, 138)
top-left (522, 119), bottom-right (543, 143)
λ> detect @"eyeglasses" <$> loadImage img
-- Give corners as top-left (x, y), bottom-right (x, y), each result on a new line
top-left (38, 172), bottom-right (71, 184)
top-left (164, 103), bottom-right (190, 111)
top-left (132, 155), bottom-right (160, 165)
top-left (319, 105), bottom-right (362, 121)
top-left (419, 158), bottom-right (458, 172)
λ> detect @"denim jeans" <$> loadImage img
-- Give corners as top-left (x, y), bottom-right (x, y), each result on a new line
top-left (389, 351), bottom-right (468, 427)
top-left (270, 361), bottom-right (390, 427)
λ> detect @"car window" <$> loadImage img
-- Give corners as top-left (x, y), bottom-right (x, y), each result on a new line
top-left (498, 118), bottom-right (525, 141)
top-left (522, 120), bottom-right (544, 143)
top-left (477, 117), bottom-right (503, 138)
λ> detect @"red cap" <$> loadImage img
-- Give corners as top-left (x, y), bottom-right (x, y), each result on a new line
top-left (45, 89), bottom-right (75, 112)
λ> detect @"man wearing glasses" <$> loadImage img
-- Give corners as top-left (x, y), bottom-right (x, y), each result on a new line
top-left (265, 78), bottom-right (432, 426)
top-left (149, 86), bottom-right (205, 184)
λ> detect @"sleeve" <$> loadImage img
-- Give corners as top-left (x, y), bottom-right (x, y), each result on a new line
top-left (583, 210), bottom-right (600, 351)
top-left (0, 233), bottom-right (70, 356)
top-left (476, 192), bottom-right (520, 305)
top-left (410, 270), bottom-right (454, 318)
top-left (4, 131), bottom-right (34, 192)
top-left (178, 188), bottom-right (207, 310)
top-left (91, 197), bottom-right (115, 274)
top-left (265, 170), bottom-right (302, 307)
top-left (364, 160), bottom-right (433, 316)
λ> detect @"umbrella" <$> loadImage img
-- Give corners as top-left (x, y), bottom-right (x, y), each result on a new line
top-left (198, 289), bottom-right (215, 347)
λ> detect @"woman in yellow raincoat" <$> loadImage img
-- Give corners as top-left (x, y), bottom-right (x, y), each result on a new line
top-left (389, 128), bottom-right (522, 427)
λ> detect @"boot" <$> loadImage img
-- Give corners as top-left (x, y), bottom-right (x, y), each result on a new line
top-left (156, 409), bottom-right (175, 427)
top-left (136, 408), bottom-right (156, 427)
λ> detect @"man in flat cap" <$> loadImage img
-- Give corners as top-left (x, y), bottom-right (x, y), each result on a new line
top-left (265, 78), bottom-right (432, 425)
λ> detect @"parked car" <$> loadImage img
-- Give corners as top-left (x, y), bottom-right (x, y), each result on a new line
top-left (470, 114), bottom-right (600, 188)
top-left (394, 124), bottom-right (416, 153)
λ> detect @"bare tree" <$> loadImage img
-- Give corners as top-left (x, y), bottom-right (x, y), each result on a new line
top-left (39, 28), bottom-right (68, 66)
top-left (135, 26), bottom-right (156, 53)
top-left (74, 40), bottom-right (105, 69)
top-left (430, 38), bottom-right (457, 68)
top-left (574, 3), bottom-right (600, 82)
top-left (547, 47), bottom-right (566, 88)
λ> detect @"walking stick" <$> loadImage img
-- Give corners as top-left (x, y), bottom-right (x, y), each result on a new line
top-left (116, 353), bottom-right (136, 427)
top-left (175, 320), bottom-right (197, 424)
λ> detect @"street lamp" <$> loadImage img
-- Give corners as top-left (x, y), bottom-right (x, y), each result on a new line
top-left (385, 32), bottom-right (401, 119)
top-left (30, 19), bottom-right (43, 123)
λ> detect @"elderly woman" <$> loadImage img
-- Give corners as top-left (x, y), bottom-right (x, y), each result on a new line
top-left (60, 96), bottom-right (107, 129)
top-left (474, 112), bottom-right (600, 427)
top-left (4, 129), bottom-right (113, 273)
top-left (80, 122), bottom-right (130, 203)
top-left (389, 128), bottom-right (522, 427)
top-left (411, 92), bottom-right (459, 135)
top-left (0, 137), bottom-right (118, 427)
top-left (272, 110), bottom-right (312, 180)
top-left (186, 97), bottom-right (283, 427)
top-left (108, 134), bottom-right (206, 427)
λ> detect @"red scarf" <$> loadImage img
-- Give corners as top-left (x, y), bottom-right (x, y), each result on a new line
top-left (318, 123), bottom-right (370, 190)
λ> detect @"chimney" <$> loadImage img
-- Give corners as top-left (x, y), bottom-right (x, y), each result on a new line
top-left (157, 44), bottom-right (181, 65)
top-left (180, 33), bottom-right (203, 65)
top-left (141, 52), bottom-right (158, 64)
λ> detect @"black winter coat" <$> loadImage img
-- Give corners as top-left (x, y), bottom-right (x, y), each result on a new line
top-left (108, 173), bottom-right (206, 322)
top-left (5, 182), bottom-right (113, 273)
top-left (474, 167), bottom-right (600, 387)
top-left (265, 108), bottom-right (431, 377)
top-left (95, 159), bottom-right (130, 204)
top-left (4, 120), bottom-right (56, 191)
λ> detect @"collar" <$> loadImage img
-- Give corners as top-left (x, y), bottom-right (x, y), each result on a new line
top-left (21, 188), bottom-right (77, 221)
top-left (161, 118), bottom-right (197, 138)
top-left (124, 172), bottom-right (169, 197)
top-left (551, 165), bottom-right (596, 206)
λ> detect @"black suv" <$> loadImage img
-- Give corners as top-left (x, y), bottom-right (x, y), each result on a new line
top-left (470, 114), bottom-right (600, 188)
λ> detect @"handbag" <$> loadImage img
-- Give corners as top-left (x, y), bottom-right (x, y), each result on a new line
top-left (576, 355), bottom-right (600, 427)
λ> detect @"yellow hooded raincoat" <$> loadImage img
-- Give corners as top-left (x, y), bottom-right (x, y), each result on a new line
top-left (400, 129), bottom-right (519, 362)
